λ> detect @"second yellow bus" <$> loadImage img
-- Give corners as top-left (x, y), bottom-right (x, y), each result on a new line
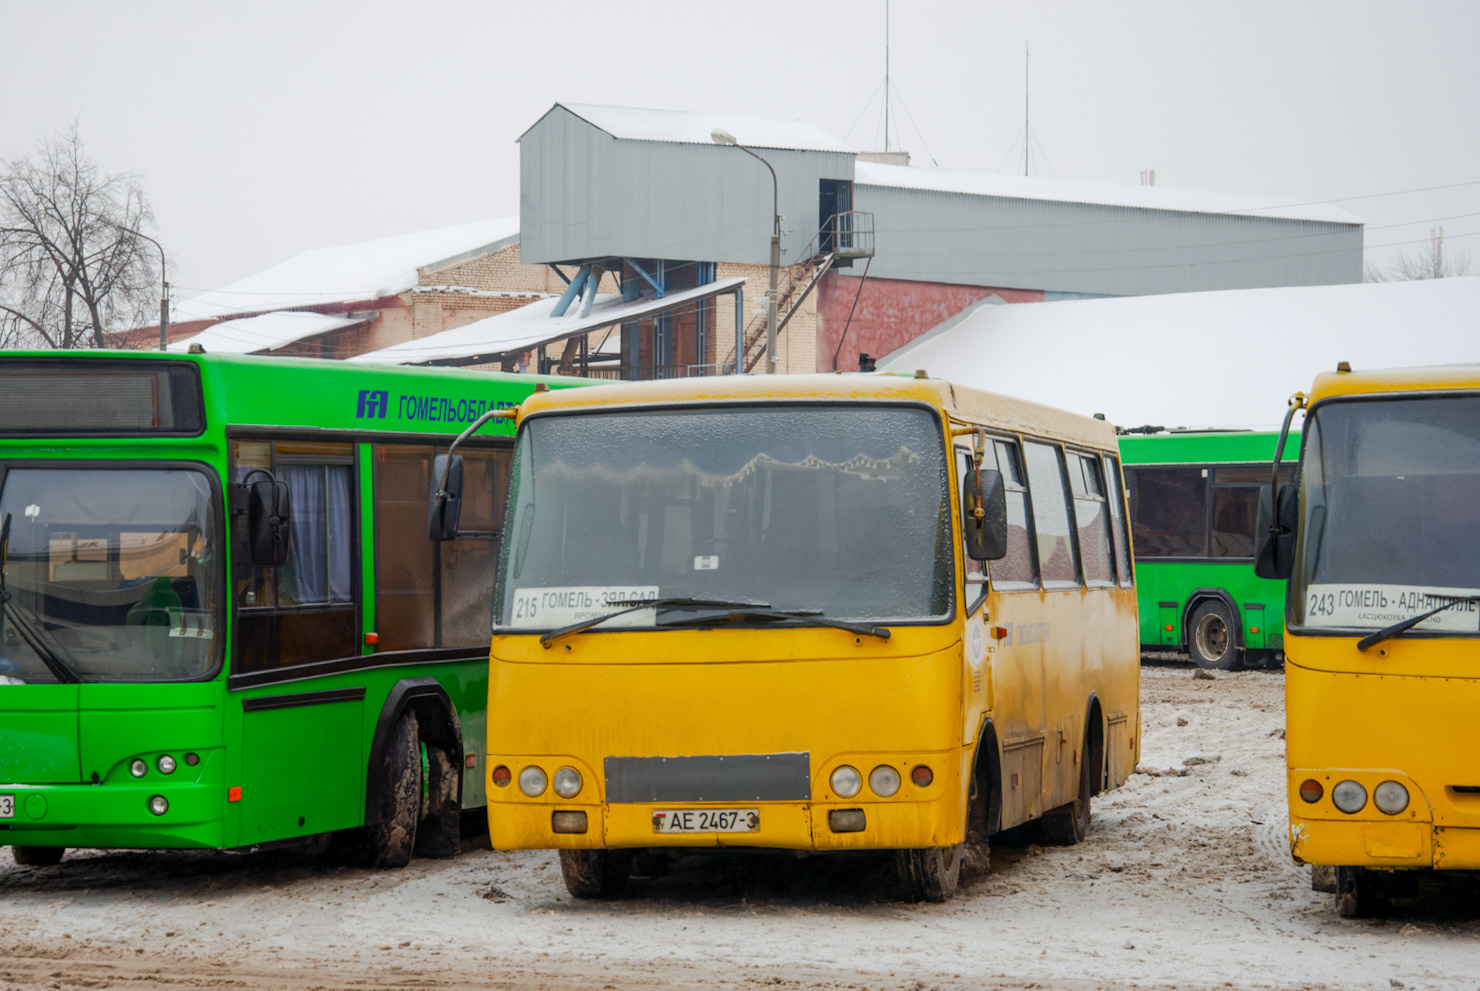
top-left (480, 373), bottom-right (1140, 901)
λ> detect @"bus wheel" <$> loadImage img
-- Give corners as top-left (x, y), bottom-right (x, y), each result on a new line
top-left (895, 844), bottom-right (962, 903)
top-left (1189, 600), bottom-right (1241, 670)
top-left (10, 845), bottom-right (65, 867)
top-left (368, 711), bottom-right (422, 868)
top-left (559, 849), bottom-right (632, 898)
top-left (1041, 740), bottom-right (1092, 846)
top-left (1311, 864), bottom-right (1338, 893)
top-left (1336, 867), bottom-right (1390, 918)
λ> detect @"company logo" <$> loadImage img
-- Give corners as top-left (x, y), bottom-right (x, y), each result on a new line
top-left (356, 389), bottom-right (389, 418)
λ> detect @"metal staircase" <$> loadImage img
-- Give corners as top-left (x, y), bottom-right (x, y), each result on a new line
top-left (725, 212), bottom-right (873, 373)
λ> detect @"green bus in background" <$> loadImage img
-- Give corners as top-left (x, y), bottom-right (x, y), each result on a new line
top-left (1119, 429), bottom-right (1299, 669)
top-left (0, 351), bottom-right (587, 867)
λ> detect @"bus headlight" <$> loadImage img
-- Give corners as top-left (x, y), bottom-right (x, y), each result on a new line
top-left (130, 759), bottom-right (148, 778)
top-left (830, 766), bottom-right (862, 798)
top-left (157, 755), bottom-right (177, 775)
top-left (1374, 781), bottom-right (1409, 815)
top-left (518, 766), bottom-right (547, 797)
top-left (148, 795), bottom-right (169, 816)
top-left (552, 767), bottom-right (582, 799)
top-left (869, 765), bottom-right (901, 798)
top-left (1332, 780), bottom-right (1367, 814)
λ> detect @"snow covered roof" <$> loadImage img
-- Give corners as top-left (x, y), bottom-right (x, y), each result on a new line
top-left (854, 161), bottom-right (1363, 226)
top-left (350, 277), bottom-right (747, 366)
top-left (167, 311), bottom-right (363, 355)
top-left (879, 277), bottom-right (1480, 427)
top-left (535, 102), bottom-right (855, 155)
top-left (173, 217), bottom-right (520, 323)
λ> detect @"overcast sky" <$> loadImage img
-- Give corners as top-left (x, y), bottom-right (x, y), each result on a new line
top-left (3, 0), bottom-right (1476, 299)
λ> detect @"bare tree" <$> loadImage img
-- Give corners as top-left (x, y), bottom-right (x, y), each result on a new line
top-left (0, 123), bottom-right (161, 349)
top-left (1364, 225), bottom-right (1477, 282)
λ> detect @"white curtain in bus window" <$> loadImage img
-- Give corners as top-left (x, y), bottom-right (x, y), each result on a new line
top-left (1101, 455), bottom-right (1134, 586)
top-left (1126, 467), bottom-right (1208, 558)
top-left (279, 465), bottom-right (352, 604)
top-left (990, 440), bottom-right (1039, 590)
top-left (1023, 442), bottom-right (1081, 588)
top-left (1070, 454), bottom-right (1115, 586)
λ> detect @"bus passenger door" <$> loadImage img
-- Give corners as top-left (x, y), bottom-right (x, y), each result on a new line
top-left (230, 442), bottom-right (365, 845)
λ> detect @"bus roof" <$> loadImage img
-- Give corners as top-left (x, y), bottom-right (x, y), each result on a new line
top-left (513, 372), bottom-right (1119, 450)
top-left (1118, 429), bottom-right (1300, 465)
top-left (1308, 363), bottom-right (1480, 406)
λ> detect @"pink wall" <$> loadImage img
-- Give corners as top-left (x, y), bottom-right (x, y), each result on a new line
top-left (815, 274), bottom-right (1043, 371)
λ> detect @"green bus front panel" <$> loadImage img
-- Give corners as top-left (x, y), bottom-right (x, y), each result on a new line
top-left (1134, 560), bottom-right (1287, 651)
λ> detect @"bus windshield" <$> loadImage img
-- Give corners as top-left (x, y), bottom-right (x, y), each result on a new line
top-left (495, 404), bottom-right (953, 629)
top-left (0, 467), bottom-right (219, 683)
top-left (1294, 395), bottom-right (1480, 633)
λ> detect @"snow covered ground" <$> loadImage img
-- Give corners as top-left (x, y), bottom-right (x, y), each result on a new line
top-left (3, 665), bottom-right (1477, 991)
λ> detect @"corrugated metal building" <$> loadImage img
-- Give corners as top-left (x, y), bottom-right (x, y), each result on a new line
top-left (515, 102), bottom-right (1366, 374)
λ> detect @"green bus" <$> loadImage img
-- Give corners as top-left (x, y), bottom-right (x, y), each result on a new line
top-left (1119, 429), bottom-right (1299, 669)
top-left (0, 350), bottom-right (586, 866)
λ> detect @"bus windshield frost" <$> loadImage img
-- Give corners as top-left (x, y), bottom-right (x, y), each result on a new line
top-left (496, 404), bottom-right (953, 631)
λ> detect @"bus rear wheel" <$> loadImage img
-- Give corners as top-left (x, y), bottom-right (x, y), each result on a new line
top-left (1189, 600), bottom-right (1241, 670)
top-left (10, 845), bottom-right (65, 867)
top-left (895, 843), bottom-right (962, 903)
top-left (1041, 739), bottom-right (1092, 846)
top-left (559, 849), bottom-right (632, 898)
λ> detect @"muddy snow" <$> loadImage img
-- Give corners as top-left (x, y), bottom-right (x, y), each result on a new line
top-left (3, 664), bottom-right (1477, 991)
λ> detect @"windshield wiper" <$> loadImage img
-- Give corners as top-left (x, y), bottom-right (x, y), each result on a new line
top-left (659, 607), bottom-right (891, 640)
top-left (1356, 594), bottom-right (1480, 652)
top-left (538, 597), bottom-right (772, 647)
top-left (0, 512), bottom-right (80, 684)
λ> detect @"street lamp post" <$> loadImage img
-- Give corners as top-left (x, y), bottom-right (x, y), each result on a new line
top-left (711, 128), bottom-right (780, 375)
top-left (119, 225), bottom-right (168, 350)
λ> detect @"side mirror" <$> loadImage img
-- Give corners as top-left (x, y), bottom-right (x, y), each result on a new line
top-left (428, 454), bottom-right (464, 541)
top-left (963, 466), bottom-right (1009, 562)
top-left (245, 474), bottom-right (292, 568)
top-left (1254, 482), bottom-right (1298, 579)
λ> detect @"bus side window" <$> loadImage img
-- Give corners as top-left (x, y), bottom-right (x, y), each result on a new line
top-left (1070, 453), bottom-right (1116, 587)
top-left (1023, 442), bottom-right (1082, 589)
top-left (1125, 465), bottom-right (1208, 558)
top-left (990, 440), bottom-right (1039, 591)
top-left (375, 444), bottom-right (508, 651)
top-left (233, 440), bottom-right (357, 672)
top-left (1102, 454), bottom-right (1134, 587)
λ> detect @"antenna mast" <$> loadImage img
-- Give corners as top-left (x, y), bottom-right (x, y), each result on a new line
top-left (1024, 43), bottom-right (1030, 176)
top-left (884, 1), bottom-right (890, 152)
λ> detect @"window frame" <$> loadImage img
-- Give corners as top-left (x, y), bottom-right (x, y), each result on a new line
top-left (1125, 461), bottom-right (1295, 563)
top-left (1067, 446), bottom-right (1118, 589)
top-left (1022, 439), bottom-right (1084, 591)
top-left (1102, 453), bottom-right (1135, 588)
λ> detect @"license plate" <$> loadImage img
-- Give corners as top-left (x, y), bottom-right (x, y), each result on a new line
top-left (652, 808), bottom-right (758, 833)
top-left (0, 795), bottom-right (13, 819)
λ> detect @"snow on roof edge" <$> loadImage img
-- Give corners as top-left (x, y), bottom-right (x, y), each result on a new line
top-left (527, 102), bottom-right (855, 155)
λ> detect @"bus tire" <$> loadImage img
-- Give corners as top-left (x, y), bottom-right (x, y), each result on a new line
top-left (413, 745), bottom-right (460, 859)
top-left (1336, 866), bottom-right (1389, 918)
top-left (895, 844), bottom-right (962, 903)
top-left (1311, 864), bottom-right (1338, 893)
top-left (10, 845), bottom-right (65, 867)
top-left (1189, 600), bottom-right (1241, 669)
top-left (559, 849), bottom-right (632, 898)
top-left (1041, 739), bottom-right (1092, 846)
top-left (367, 711), bottom-right (421, 868)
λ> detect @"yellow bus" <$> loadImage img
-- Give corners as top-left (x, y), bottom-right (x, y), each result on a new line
top-left (479, 374), bottom-right (1140, 901)
top-left (1256, 363), bottom-right (1480, 917)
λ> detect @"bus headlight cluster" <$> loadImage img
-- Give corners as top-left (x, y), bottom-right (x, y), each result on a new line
top-left (1331, 780), bottom-right (1367, 814)
top-left (552, 767), bottom-right (583, 799)
top-left (1374, 781), bottom-right (1410, 815)
top-left (518, 766), bottom-right (547, 797)
top-left (831, 766), bottom-right (862, 798)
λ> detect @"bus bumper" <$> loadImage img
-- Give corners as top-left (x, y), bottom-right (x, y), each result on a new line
top-left (1290, 814), bottom-right (1480, 872)
top-left (488, 797), bottom-right (963, 851)
top-left (0, 779), bottom-right (225, 850)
